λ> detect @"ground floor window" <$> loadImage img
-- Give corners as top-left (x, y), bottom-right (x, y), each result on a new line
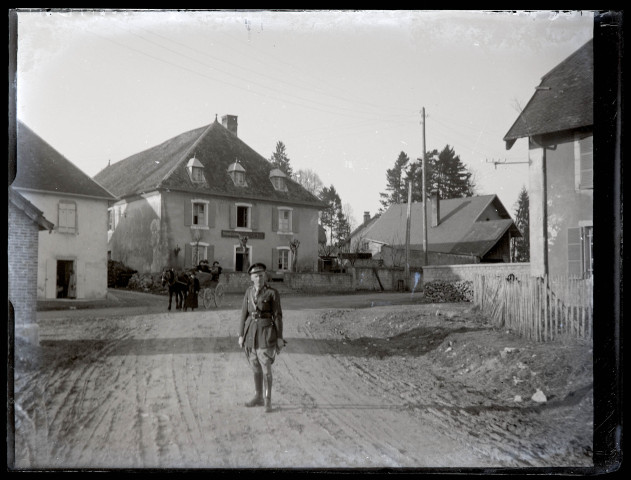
top-left (568, 225), bottom-right (593, 278)
top-left (276, 247), bottom-right (290, 271)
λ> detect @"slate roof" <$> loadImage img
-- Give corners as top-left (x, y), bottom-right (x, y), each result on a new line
top-left (358, 195), bottom-right (521, 258)
top-left (93, 119), bottom-right (325, 208)
top-left (12, 121), bottom-right (116, 201)
top-left (8, 186), bottom-right (55, 231)
top-left (504, 38), bottom-right (593, 148)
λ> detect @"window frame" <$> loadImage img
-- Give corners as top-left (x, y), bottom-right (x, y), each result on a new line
top-left (276, 246), bottom-right (291, 271)
top-left (189, 199), bottom-right (210, 229)
top-left (58, 200), bottom-right (77, 234)
top-left (235, 203), bottom-right (252, 230)
top-left (568, 223), bottom-right (593, 279)
top-left (574, 133), bottom-right (593, 190)
top-left (277, 207), bottom-right (293, 233)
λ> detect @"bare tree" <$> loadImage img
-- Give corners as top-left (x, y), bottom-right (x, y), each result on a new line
top-left (292, 168), bottom-right (324, 196)
top-left (289, 238), bottom-right (300, 272)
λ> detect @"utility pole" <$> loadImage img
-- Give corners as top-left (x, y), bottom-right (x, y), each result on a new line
top-left (421, 107), bottom-right (428, 265)
top-left (404, 180), bottom-right (412, 289)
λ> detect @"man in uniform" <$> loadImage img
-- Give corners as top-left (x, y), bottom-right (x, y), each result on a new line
top-left (238, 263), bottom-right (286, 413)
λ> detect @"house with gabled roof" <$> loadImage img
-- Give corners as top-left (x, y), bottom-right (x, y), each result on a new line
top-left (11, 121), bottom-right (116, 300)
top-left (94, 115), bottom-right (325, 274)
top-left (504, 38), bottom-right (593, 279)
top-left (347, 193), bottom-right (521, 267)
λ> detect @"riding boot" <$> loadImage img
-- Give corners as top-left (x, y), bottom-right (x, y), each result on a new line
top-left (264, 374), bottom-right (273, 413)
top-left (245, 372), bottom-right (264, 407)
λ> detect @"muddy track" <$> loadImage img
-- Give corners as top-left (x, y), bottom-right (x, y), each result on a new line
top-left (12, 306), bottom-right (592, 470)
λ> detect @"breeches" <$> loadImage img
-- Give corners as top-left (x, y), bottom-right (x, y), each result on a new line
top-left (245, 346), bottom-right (276, 375)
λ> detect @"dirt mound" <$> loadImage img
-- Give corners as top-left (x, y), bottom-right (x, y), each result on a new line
top-left (308, 303), bottom-right (594, 465)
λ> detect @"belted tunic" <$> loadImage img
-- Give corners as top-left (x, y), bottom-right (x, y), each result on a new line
top-left (239, 284), bottom-right (283, 349)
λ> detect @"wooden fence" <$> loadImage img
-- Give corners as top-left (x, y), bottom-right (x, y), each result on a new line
top-left (473, 274), bottom-right (593, 342)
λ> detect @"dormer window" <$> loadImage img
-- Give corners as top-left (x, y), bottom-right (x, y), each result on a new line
top-left (269, 168), bottom-right (288, 191)
top-left (187, 157), bottom-right (206, 183)
top-left (228, 160), bottom-right (248, 187)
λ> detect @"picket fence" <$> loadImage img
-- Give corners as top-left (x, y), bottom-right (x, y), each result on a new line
top-left (472, 274), bottom-right (593, 342)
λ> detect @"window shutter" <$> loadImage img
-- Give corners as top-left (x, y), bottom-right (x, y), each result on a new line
top-left (272, 207), bottom-right (278, 231)
top-left (184, 244), bottom-right (193, 268)
top-left (567, 227), bottom-right (583, 278)
top-left (579, 136), bottom-right (593, 188)
top-left (292, 212), bottom-right (299, 233)
top-left (251, 206), bottom-right (258, 230)
top-left (229, 204), bottom-right (236, 229)
top-left (272, 248), bottom-right (279, 271)
top-left (184, 200), bottom-right (192, 226)
top-left (208, 202), bottom-right (216, 228)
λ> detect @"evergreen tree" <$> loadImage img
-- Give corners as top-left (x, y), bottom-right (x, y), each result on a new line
top-left (512, 186), bottom-right (530, 262)
top-left (379, 151), bottom-right (410, 211)
top-left (269, 141), bottom-right (293, 177)
top-left (426, 145), bottom-right (475, 199)
top-left (319, 185), bottom-right (341, 245)
top-left (378, 146), bottom-right (475, 211)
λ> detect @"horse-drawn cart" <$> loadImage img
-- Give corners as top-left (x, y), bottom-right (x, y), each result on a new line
top-left (196, 271), bottom-right (225, 308)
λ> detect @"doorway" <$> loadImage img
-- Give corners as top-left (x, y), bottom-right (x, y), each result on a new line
top-left (56, 260), bottom-right (75, 298)
top-left (235, 246), bottom-right (252, 272)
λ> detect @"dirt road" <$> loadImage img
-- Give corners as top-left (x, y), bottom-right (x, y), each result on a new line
top-left (11, 290), bottom-right (593, 470)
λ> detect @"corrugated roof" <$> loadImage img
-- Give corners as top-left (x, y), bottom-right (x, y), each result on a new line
top-left (12, 121), bottom-right (116, 201)
top-left (504, 38), bottom-right (593, 147)
top-left (94, 119), bottom-right (325, 208)
top-left (360, 194), bottom-right (521, 257)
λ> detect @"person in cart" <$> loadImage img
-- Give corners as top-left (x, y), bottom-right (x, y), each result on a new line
top-left (210, 261), bottom-right (222, 285)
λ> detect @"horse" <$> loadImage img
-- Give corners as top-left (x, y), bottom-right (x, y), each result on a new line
top-left (161, 268), bottom-right (189, 311)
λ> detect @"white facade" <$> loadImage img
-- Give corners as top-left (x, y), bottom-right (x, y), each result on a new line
top-left (20, 190), bottom-right (110, 300)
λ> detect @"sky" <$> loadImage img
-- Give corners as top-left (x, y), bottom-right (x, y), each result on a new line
top-left (14, 9), bottom-right (595, 229)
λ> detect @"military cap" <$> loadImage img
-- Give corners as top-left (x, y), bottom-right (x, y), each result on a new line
top-left (248, 263), bottom-right (267, 275)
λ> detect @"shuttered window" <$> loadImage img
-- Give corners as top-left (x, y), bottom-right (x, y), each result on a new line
top-left (579, 135), bottom-right (593, 189)
top-left (58, 200), bottom-right (77, 234)
top-left (567, 226), bottom-right (593, 278)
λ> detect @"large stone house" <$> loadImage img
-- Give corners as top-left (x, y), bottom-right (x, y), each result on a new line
top-left (504, 38), bottom-right (593, 279)
top-left (346, 193), bottom-right (521, 267)
top-left (12, 121), bottom-right (116, 300)
top-left (94, 115), bottom-right (325, 274)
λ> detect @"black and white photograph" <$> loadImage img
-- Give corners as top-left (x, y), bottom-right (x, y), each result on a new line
top-left (7, 9), bottom-right (622, 473)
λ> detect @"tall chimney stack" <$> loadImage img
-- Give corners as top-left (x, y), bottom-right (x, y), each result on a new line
top-left (364, 211), bottom-right (370, 224)
top-left (430, 191), bottom-right (440, 227)
top-left (221, 115), bottom-right (238, 136)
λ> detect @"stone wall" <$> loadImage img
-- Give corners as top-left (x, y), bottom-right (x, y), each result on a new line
top-left (422, 263), bottom-right (530, 283)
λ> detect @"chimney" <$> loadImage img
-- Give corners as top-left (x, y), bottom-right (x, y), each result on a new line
top-left (221, 115), bottom-right (238, 136)
top-left (363, 211), bottom-right (370, 224)
top-left (430, 191), bottom-right (440, 227)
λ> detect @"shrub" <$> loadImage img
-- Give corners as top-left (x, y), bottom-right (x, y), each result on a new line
top-left (107, 260), bottom-right (137, 288)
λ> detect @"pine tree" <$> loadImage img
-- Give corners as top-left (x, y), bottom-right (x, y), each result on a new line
top-left (319, 185), bottom-right (341, 245)
top-left (512, 186), bottom-right (530, 262)
top-left (426, 145), bottom-right (475, 199)
top-left (379, 151), bottom-right (410, 211)
top-left (379, 146), bottom-right (475, 211)
top-left (269, 141), bottom-right (293, 177)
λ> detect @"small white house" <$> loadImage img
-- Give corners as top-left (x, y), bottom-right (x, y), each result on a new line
top-left (12, 121), bottom-right (116, 299)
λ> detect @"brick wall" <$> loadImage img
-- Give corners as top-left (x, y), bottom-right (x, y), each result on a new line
top-left (8, 202), bottom-right (40, 343)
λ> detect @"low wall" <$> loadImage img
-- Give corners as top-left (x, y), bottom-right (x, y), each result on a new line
top-left (285, 272), bottom-right (354, 292)
top-left (217, 263), bottom-right (530, 294)
top-left (422, 263), bottom-right (530, 283)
